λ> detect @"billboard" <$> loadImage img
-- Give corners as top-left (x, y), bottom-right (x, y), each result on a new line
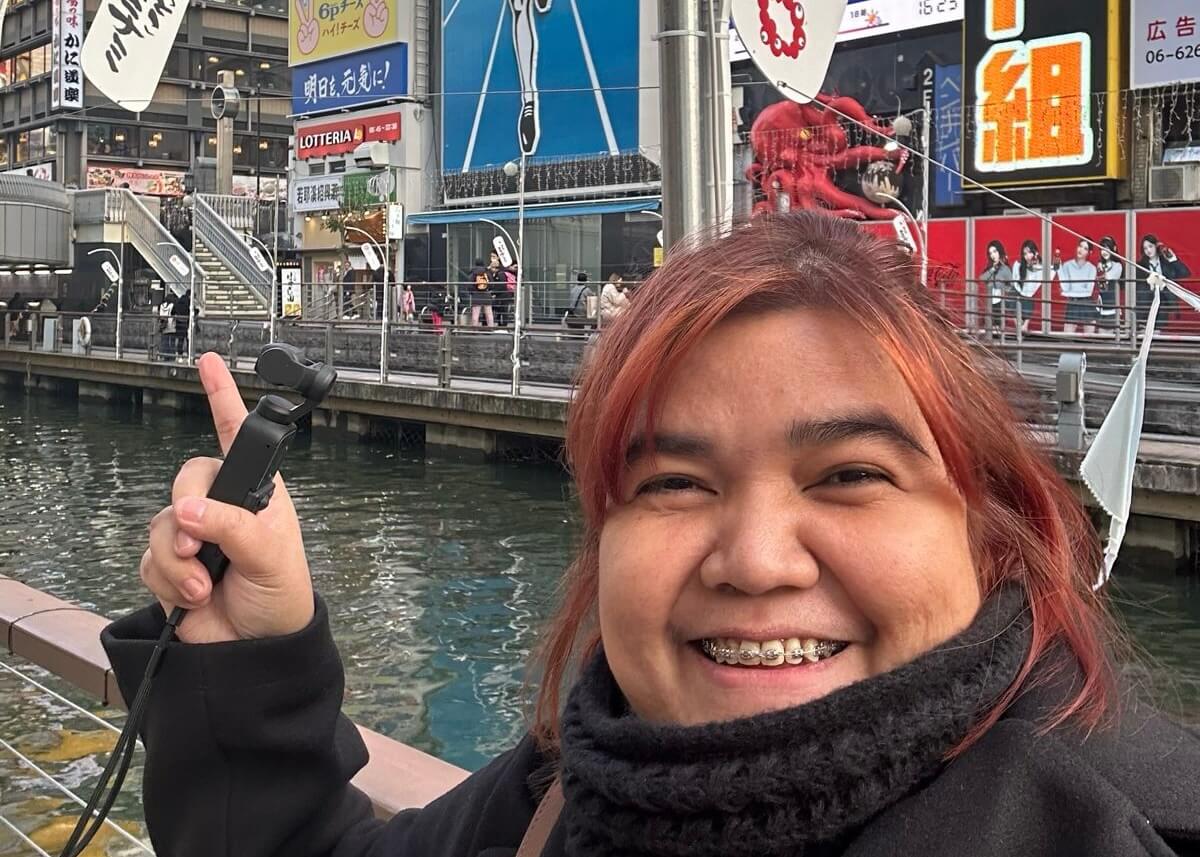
top-left (86, 166), bottom-right (186, 195)
top-left (963, 0), bottom-right (1121, 186)
top-left (289, 0), bottom-right (402, 66)
top-left (51, 0), bottom-right (82, 110)
top-left (292, 42), bottom-right (408, 115)
top-left (1131, 0), bottom-right (1200, 89)
top-left (296, 108), bottom-right (401, 159)
top-left (441, 0), bottom-right (643, 172)
top-left (840, 0), bottom-right (963, 42)
top-left (924, 63), bottom-right (963, 207)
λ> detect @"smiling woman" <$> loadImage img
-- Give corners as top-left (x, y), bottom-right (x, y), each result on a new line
top-left (103, 212), bottom-right (1200, 857)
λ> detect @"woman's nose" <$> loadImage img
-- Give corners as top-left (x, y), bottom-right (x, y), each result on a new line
top-left (698, 488), bottom-right (821, 596)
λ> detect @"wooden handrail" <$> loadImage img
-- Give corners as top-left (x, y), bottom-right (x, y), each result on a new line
top-left (0, 576), bottom-right (468, 818)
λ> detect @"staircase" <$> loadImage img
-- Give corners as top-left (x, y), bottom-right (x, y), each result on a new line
top-left (192, 194), bottom-right (272, 318)
top-left (193, 236), bottom-right (267, 317)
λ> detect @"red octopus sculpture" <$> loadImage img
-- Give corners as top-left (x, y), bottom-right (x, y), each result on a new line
top-left (746, 94), bottom-right (909, 221)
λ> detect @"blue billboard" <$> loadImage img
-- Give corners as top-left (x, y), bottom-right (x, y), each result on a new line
top-left (292, 42), bottom-right (409, 116)
top-left (932, 63), bottom-right (963, 207)
top-left (441, 0), bottom-right (641, 172)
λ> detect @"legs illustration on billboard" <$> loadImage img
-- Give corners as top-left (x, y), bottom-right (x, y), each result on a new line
top-left (510, 0), bottom-right (551, 155)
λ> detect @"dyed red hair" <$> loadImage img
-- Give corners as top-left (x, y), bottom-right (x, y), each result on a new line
top-left (533, 211), bottom-right (1115, 753)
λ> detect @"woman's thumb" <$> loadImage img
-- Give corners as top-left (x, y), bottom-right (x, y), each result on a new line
top-left (174, 497), bottom-right (270, 575)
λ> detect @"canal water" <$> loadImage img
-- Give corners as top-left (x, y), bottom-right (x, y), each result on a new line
top-left (1, 384), bottom-right (1199, 853)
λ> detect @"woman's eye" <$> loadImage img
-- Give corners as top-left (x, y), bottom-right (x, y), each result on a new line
top-left (823, 468), bottom-right (888, 487)
top-left (636, 476), bottom-right (703, 495)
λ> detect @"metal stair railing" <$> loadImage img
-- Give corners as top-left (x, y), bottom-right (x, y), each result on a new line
top-left (193, 194), bottom-right (271, 306)
top-left (74, 188), bottom-right (203, 299)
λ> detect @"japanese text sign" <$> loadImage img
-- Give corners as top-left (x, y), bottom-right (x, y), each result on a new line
top-left (82, 0), bottom-right (188, 113)
top-left (290, 0), bottom-right (400, 66)
top-left (964, 0), bottom-right (1119, 185)
top-left (1131, 0), bottom-right (1200, 89)
top-left (292, 42), bottom-right (408, 116)
top-left (293, 175), bottom-right (344, 212)
top-left (296, 109), bottom-right (401, 159)
top-left (51, 0), bottom-right (83, 109)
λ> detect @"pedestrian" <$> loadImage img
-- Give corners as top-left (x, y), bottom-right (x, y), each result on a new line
top-left (171, 289), bottom-right (191, 359)
top-left (5, 290), bottom-right (23, 338)
top-left (341, 261), bottom-right (357, 318)
top-left (467, 259), bottom-right (495, 327)
top-left (1057, 238), bottom-right (1097, 335)
top-left (488, 251), bottom-right (515, 326)
top-left (401, 284), bottom-right (416, 323)
top-left (978, 240), bottom-right (1012, 331)
top-left (1096, 237), bottom-right (1123, 334)
top-left (113, 212), bottom-right (1200, 857)
top-left (600, 273), bottom-right (630, 326)
top-left (1135, 234), bottom-right (1191, 329)
top-left (1013, 240), bottom-right (1046, 333)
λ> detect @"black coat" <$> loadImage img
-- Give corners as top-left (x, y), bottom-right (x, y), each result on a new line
top-left (1136, 255), bottom-right (1192, 320)
top-left (103, 599), bottom-right (1200, 857)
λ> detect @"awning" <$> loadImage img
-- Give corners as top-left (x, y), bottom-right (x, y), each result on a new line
top-left (407, 197), bottom-right (661, 225)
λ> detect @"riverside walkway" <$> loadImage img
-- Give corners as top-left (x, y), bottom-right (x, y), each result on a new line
top-left (3, 321), bottom-right (1200, 557)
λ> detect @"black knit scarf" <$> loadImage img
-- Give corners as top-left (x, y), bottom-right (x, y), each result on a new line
top-left (557, 586), bottom-right (1032, 857)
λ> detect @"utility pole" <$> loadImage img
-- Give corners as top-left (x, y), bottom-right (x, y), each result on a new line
top-left (656, 0), bottom-right (732, 250)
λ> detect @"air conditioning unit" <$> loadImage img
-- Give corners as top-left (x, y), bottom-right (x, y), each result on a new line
top-left (1149, 164), bottom-right (1200, 204)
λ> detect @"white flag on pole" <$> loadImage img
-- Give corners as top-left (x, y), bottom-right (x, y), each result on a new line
top-left (730, 0), bottom-right (847, 103)
top-left (82, 0), bottom-right (189, 113)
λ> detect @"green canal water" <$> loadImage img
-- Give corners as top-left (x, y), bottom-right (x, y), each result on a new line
top-left (0, 384), bottom-right (1198, 854)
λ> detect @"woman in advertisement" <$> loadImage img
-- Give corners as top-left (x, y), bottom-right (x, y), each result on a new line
top-left (1013, 239), bottom-right (1047, 334)
top-left (1135, 234), bottom-right (1192, 330)
top-left (978, 240), bottom-right (1013, 330)
top-left (1056, 238), bottom-right (1098, 335)
top-left (107, 212), bottom-right (1200, 857)
top-left (1096, 237), bottom-right (1123, 334)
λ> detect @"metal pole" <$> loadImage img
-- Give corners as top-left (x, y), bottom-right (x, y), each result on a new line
top-left (270, 178), bottom-right (280, 343)
top-left (881, 193), bottom-right (927, 287)
top-left (188, 212), bottom-right (196, 365)
top-left (919, 109), bottom-right (931, 291)
top-left (512, 154), bottom-right (526, 396)
top-left (657, 0), bottom-right (709, 249)
top-left (344, 225), bottom-right (386, 382)
top-left (117, 224), bottom-right (125, 359)
top-left (381, 232), bottom-right (389, 383)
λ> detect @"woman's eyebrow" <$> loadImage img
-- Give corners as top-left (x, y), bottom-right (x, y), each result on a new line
top-left (625, 433), bottom-right (713, 465)
top-left (787, 411), bottom-right (930, 459)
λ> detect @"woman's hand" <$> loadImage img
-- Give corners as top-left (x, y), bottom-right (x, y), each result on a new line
top-left (139, 353), bottom-right (315, 644)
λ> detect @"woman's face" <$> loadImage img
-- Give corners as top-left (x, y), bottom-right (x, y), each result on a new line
top-left (1144, 240), bottom-right (1158, 259)
top-left (1101, 246), bottom-right (1112, 261)
top-left (1076, 241), bottom-right (1090, 262)
top-left (1023, 246), bottom-right (1035, 263)
top-left (598, 309), bottom-right (982, 726)
top-left (988, 246), bottom-right (999, 263)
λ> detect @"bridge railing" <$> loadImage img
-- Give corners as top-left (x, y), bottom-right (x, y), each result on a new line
top-left (0, 575), bottom-right (466, 840)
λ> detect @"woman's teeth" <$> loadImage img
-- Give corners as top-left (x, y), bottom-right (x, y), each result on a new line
top-left (700, 637), bottom-right (847, 667)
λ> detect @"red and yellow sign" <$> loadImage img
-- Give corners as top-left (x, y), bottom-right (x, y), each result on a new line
top-left (964, 0), bottom-right (1122, 185)
top-left (295, 110), bottom-right (401, 160)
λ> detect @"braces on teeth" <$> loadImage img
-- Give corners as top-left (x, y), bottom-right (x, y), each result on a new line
top-left (700, 638), bottom-right (846, 665)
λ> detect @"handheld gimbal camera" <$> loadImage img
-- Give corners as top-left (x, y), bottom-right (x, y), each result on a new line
top-left (59, 344), bottom-right (336, 857)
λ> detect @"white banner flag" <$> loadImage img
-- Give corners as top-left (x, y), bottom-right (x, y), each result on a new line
top-left (82, 0), bottom-right (188, 113)
top-left (730, 0), bottom-right (848, 102)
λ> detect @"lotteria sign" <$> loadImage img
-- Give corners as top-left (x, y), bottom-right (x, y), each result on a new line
top-left (296, 110), bottom-right (401, 160)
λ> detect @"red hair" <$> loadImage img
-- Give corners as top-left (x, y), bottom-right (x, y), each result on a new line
top-left (533, 211), bottom-right (1115, 753)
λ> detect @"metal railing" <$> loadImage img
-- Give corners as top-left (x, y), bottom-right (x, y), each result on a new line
top-left (73, 188), bottom-right (202, 300)
top-left (193, 195), bottom-right (272, 306)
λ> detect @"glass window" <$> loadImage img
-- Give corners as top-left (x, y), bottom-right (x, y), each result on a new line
top-left (0, 139), bottom-right (9, 166)
top-left (86, 122), bottom-right (136, 157)
top-left (14, 53), bottom-right (29, 82)
top-left (30, 44), bottom-right (48, 78)
top-left (15, 131), bottom-right (27, 162)
top-left (0, 59), bottom-right (11, 88)
top-left (44, 126), bottom-right (55, 157)
top-left (27, 126), bottom-right (42, 160)
top-left (140, 126), bottom-right (187, 161)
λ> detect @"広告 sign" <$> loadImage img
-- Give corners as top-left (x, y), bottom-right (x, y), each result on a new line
top-left (292, 42), bottom-right (408, 115)
top-left (840, 0), bottom-right (963, 42)
top-left (921, 62), bottom-right (963, 207)
top-left (51, 0), bottom-right (82, 109)
top-left (296, 109), bottom-right (401, 159)
top-left (964, 0), bottom-right (1120, 186)
top-left (289, 0), bottom-right (401, 66)
top-left (342, 170), bottom-right (396, 208)
top-left (293, 175), bottom-right (344, 212)
top-left (1131, 0), bottom-right (1200, 89)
